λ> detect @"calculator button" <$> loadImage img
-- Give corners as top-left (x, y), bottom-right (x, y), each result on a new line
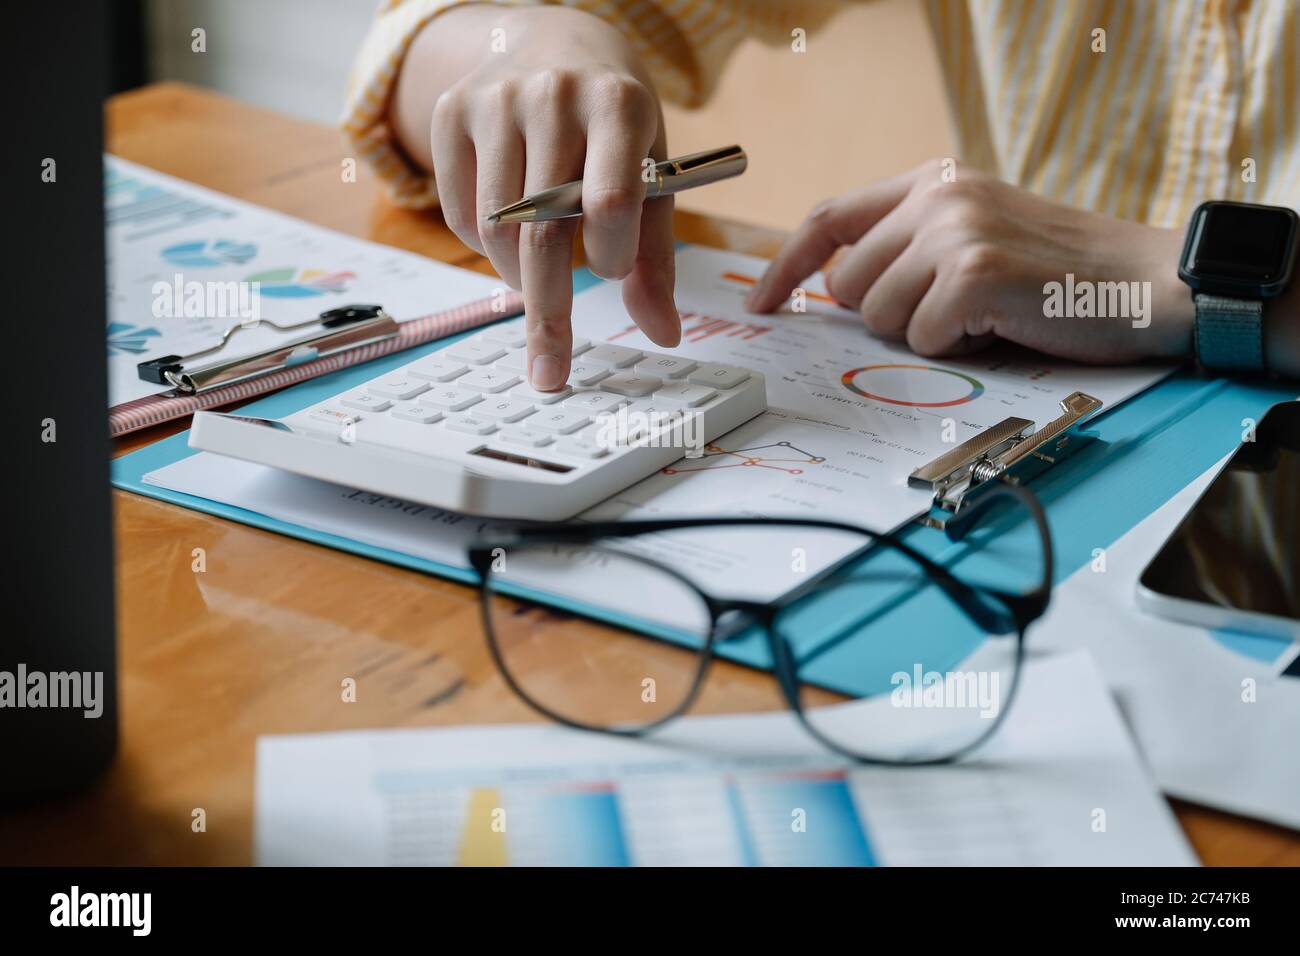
top-left (636, 355), bottom-right (698, 379)
top-left (566, 363), bottom-right (611, 387)
top-left (499, 427), bottom-right (554, 448)
top-left (599, 371), bottom-right (662, 397)
top-left (445, 340), bottom-right (507, 365)
top-left (510, 383), bottom-right (572, 404)
top-left (422, 387), bottom-right (483, 412)
top-left (482, 322), bottom-right (528, 348)
top-left (688, 364), bottom-right (750, 389)
top-left (390, 402), bottom-right (444, 424)
top-left (445, 414), bottom-right (498, 435)
top-left (368, 375), bottom-right (430, 400)
top-left (530, 409), bottom-right (591, 434)
top-left (475, 399), bottom-right (536, 423)
top-left (495, 349), bottom-right (528, 372)
top-left (653, 382), bottom-right (718, 407)
top-left (564, 390), bottom-right (625, 414)
top-left (340, 392), bottom-right (392, 412)
top-left (556, 437), bottom-right (609, 459)
top-left (458, 369), bottom-right (521, 393)
top-left (408, 357), bottom-right (469, 382)
top-left (582, 344), bottom-right (643, 368)
top-left (309, 407), bottom-right (358, 427)
top-left (569, 338), bottom-right (593, 357)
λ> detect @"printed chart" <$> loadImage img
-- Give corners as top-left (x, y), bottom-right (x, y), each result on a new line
top-left (840, 363), bottom-right (986, 408)
top-left (106, 322), bottom-right (162, 356)
top-left (609, 311), bottom-right (773, 345)
top-left (661, 441), bottom-right (826, 476)
top-left (718, 269), bottom-right (840, 305)
top-left (161, 239), bottom-right (257, 268)
top-left (104, 156), bottom-right (499, 407)
top-left (245, 266), bottom-right (356, 298)
top-left (382, 768), bottom-right (876, 867)
top-left (105, 164), bottom-right (234, 241)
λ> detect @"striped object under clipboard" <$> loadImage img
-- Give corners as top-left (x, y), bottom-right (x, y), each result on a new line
top-left (109, 290), bottom-right (525, 437)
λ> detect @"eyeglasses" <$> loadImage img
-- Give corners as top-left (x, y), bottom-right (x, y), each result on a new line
top-left (467, 482), bottom-right (1052, 766)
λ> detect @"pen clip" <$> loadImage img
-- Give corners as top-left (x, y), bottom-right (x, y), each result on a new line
top-left (652, 145), bottom-right (747, 197)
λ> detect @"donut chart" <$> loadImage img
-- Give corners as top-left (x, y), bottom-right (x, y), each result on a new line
top-left (841, 363), bottom-right (985, 408)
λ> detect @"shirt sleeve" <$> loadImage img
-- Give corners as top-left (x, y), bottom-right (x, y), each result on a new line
top-left (341, 0), bottom-right (491, 209)
top-left (341, 0), bottom-right (844, 209)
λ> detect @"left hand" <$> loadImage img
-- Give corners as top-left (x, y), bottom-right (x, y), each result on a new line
top-left (745, 160), bottom-right (1195, 365)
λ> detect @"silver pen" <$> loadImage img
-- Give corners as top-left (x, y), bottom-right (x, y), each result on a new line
top-left (487, 145), bottom-right (747, 224)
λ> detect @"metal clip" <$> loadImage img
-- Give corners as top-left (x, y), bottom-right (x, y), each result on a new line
top-left (136, 305), bottom-right (396, 394)
top-left (910, 391), bottom-right (1102, 526)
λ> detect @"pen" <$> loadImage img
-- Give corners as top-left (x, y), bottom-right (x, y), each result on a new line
top-left (487, 145), bottom-right (747, 224)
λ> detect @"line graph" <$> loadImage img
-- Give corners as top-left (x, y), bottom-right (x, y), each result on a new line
top-left (661, 441), bottom-right (826, 476)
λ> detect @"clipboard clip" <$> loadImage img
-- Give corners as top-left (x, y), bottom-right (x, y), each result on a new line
top-left (136, 304), bottom-right (398, 394)
top-left (909, 391), bottom-right (1103, 530)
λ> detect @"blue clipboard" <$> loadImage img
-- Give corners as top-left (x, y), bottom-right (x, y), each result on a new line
top-left (112, 254), bottom-right (1299, 697)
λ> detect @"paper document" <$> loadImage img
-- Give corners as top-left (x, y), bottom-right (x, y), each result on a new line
top-left (255, 651), bottom-right (1194, 866)
top-left (1035, 457), bottom-right (1300, 828)
top-left (144, 246), bottom-right (1171, 619)
top-left (105, 157), bottom-right (500, 407)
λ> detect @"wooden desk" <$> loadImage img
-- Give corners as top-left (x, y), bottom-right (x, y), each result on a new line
top-left (4, 83), bottom-right (1295, 865)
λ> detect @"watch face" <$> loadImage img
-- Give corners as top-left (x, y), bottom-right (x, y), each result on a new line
top-left (1186, 202), bottom-right (1297, 283)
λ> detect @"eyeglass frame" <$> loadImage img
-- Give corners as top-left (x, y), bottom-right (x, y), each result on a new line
top-left (466, 480), bottom-right (1053, 767)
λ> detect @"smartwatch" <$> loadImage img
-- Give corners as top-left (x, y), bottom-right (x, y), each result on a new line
top-left (1178, 200), bottom-right (1299, 373)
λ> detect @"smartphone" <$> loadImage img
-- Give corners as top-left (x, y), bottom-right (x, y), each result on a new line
top-left (1136, 399), bottom-right (1300, 639)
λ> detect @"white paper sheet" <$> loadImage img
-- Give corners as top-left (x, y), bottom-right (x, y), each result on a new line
top-left (144, 246), bottom-right (1171, 613)
top-left (1035, 457), bottom-right (1300, 828)
top-left (255, 651), bottom-right (1194, 866)
top-left (106, 157), bottom-right (501, 407)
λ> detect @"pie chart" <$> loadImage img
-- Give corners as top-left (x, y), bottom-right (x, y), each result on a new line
top-left (161, 239), bottom-right (257, 268)
top-left (245, 267), bottom-right (356, 298)
top-left (841, 363), bottom-right (984, 407)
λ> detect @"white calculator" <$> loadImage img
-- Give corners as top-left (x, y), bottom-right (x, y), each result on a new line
top-left (189, 319), bottom-right (768, 521)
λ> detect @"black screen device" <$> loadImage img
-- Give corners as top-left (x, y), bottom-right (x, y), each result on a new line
top-left (2, 3), bottom-right (118, 801)
top-left (1137, 400), bottom-right (1300, 640)
top-left (1178, 200), bottom-right (1299, 298)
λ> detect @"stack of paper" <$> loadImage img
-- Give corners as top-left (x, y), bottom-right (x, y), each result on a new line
top-left (255, 652), bottom-right (1194, 866)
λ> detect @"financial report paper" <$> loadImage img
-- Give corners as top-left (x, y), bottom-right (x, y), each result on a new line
top-left (254, 651), bottom-right (1195, 866)
top-left (105, 156), bottom-right (500, 407)
top-left (145, 245), bottom-right (1172, 623)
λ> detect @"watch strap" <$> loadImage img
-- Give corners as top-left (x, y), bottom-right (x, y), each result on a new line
top-left (1192, 293), bottom-right (1265, 372)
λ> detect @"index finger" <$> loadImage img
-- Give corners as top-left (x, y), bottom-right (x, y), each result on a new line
top-left (746, 168), bottom-right (921, 313)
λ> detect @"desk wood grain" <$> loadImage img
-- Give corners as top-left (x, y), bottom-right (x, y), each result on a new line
top-left (3, 83), bottom-right (1294, 866)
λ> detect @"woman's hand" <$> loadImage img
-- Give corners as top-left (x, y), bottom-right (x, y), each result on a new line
top-left (746, 161), bottom-right (1195, 366)
top-left (395, 5), bottom-right (680, 389)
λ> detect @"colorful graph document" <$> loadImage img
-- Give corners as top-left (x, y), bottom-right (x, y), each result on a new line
top-left (144, 245), bottom-right (1172, 624)
top-left (254, 652), bottom-right (1195, 866)
top-left (105, 157), bottom-right (500, 407)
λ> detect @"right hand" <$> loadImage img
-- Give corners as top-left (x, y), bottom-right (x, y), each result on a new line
top-left (416, 5), bottom-right (681, 389)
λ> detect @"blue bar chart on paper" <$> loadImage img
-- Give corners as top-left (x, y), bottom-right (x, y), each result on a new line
top-left (376, 765), bottom-right (876, 867)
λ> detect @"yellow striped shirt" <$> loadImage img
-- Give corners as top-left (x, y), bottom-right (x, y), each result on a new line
top-left (342, 0), bottom-right (1300, 227)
